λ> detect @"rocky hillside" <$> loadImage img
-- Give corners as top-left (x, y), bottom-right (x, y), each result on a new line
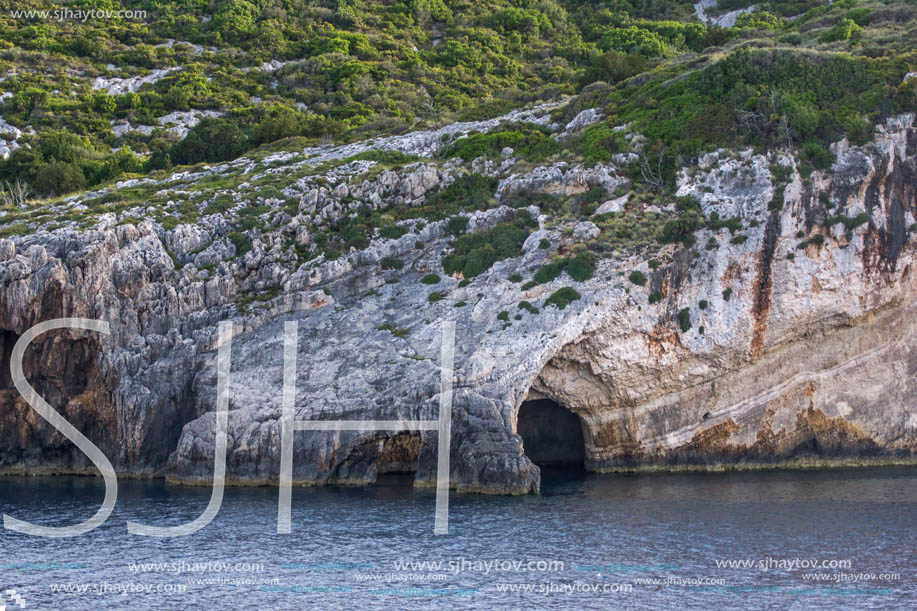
top-left (1, 94), bottom-right (915, 493)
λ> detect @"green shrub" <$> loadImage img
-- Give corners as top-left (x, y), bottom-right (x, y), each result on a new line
top-left (576, 123), bottom-right (627, 163)
top-left (409, 174), bottom-right (497, 222)
top-left (678, 308), bottom-right (692, 332)
top-left (649, 290), bottom-right (663, 304)
top-left (600, 26), bottom-right (669, 57)
top-left (518, 300), bottom-right (539, 314)
top-left (826, 213), bottom-right (869, 231)
top-left (379, 225), bottom-right (408, 240)
top-left (578, 50), bottom-right (653, 87)
top-left (567, 252), bottom-right (598, 282)
top-left (170, 118), bottom-right (247, 165)
top-left (723, 287), bottom-right (732, 301)
top-left (247, 104), bottom-right (313, 148)
top-left (40, 132), bottom-right (86, 163)
top-left (34, 162), bottom-right (86, 196)
top-left (91, 92), bottom-right (116, 115)
top-left (707, 212), bottom-right (742, 234)
top-left (228, 232), bottom-right (251, 258)
top-left (203, 195), bottom-right (235, 215)
top-left (428, 292), bottom-right (444, 303)
top-left (457, 100), bottom-right (516, 122)
top-left (699, 299), bottom-right (708, 310)
top-left (801, 140), bottom-right (832, 171)
top-left (660, 209), bottom-right (702, 246)
top-left (735, 11), bottom-right (784, 31)
top-left (508, 273), bottom-right (523, 283)
top-left (845, 7), bottom-right (872, 27)
top-left (545, 287), bottom-right (582, 310)
top-left (628, 270), bottom-right (647, 286)
top-left (821, 18), bottom-right (863, 43)
top-left (448, 215), bottom-right (469, 235)
top-left (442, 123), bottom-right (559, 162)
top-left (421, 273), bottom-right (441, 284)
top-left (441, 211), bottom-right (536, 279)
top-left (534, 259), bottom-right (567, 284)
top-left (769, 188), bottom-right (786, 212)
top-left (497, 311), bottom-right (509, 321)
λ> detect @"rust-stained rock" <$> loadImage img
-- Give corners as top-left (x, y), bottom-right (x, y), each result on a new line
top-left (1, 113), bottom-right (917, 494)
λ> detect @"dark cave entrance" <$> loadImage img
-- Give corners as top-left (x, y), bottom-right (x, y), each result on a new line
top-left (517, 399), bottom-right (586, 469)
top-left (373, 432), bottom-right (421, 487)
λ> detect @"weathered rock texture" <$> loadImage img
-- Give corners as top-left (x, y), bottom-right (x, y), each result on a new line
top-left (1, 109), bottom-right (916, 494)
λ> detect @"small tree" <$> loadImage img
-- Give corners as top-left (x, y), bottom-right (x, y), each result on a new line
top-left (92, 93), bottom-right (117, 116)
top-left (170, 118), bottom-right (248, 165)
top-left (34, 162), bottom-right (86, 197)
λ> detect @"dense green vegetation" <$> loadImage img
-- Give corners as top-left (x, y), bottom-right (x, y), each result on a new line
top-left (614, 48), bottom-right (913, 171)
top-left (441, 210), bottom-right (536, 279)
top-left (0, 0), bottom-right (911, 199)
top-left (442, 123), bottom-right (559, 162)
top-left (566, 251), bottom-right (598, 281)
top-left (396, 174), bottom-right (497, 223)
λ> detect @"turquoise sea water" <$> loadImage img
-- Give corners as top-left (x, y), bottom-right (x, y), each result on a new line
top-left (0, 467), bottom-right (915, 609)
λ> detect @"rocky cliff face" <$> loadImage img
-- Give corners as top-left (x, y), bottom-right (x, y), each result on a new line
top-left (1, 107), bottom-right (916, 494)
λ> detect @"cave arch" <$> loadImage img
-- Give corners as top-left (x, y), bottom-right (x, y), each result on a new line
top-left (516, 399), bottom-right (585, 468)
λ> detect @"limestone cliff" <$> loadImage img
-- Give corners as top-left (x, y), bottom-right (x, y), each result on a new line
top-left (1, 107), bottom-right (915, 494)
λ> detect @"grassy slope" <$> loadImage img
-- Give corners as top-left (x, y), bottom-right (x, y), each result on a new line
top-left (0, 0), bottom-right (913, 203)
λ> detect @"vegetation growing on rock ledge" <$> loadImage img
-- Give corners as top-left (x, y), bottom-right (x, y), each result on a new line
top-left (442, 211), bottom-right (536, 279)
top-left (678, 308), bottom-right (692, 332)
top-left (629, 270), bottom-right (648, 286)
top-left (545, 287), bottom-right (582, 310)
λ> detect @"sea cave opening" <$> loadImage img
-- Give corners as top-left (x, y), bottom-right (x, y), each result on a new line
top-left (517, 399), bottom-right (586, 471)
top-left (373, 432), bottom-right (421, 489)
